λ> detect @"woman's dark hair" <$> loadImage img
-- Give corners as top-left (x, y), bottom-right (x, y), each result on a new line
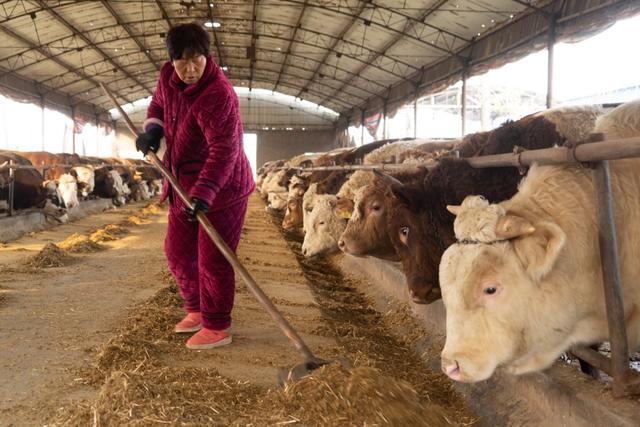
top-left (166, 23), bottom-right (210, 60)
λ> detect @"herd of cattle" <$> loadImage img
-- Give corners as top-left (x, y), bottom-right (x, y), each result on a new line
top-left (257, 99), bottom-right (640, 384)
top-left (0, 150), bottom-right (162, 221)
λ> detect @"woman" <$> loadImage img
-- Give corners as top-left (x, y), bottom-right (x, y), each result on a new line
top-left (136, 23), bottom-right (255, 349)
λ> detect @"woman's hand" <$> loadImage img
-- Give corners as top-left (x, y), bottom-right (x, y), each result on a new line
top-left (136, 127), bottom-right (163, 155)
top-left (184, 197), bottom-right (209, 222)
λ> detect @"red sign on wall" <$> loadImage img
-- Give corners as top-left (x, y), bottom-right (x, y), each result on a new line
top-left (364, 113), bottom-right (381, 138)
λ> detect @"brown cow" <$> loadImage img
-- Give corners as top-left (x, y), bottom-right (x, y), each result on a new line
top-left (0, 151), bottom-right (66, 216)
top-left (14, 151), bottom-right (79, 209)
top-left (384, 105), bottom-right (603, 304)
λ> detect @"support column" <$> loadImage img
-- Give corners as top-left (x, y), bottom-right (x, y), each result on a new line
top-left (413, 95), bottom-right (418, 138)
top-left (40, 95), bottom-right (45, 151)
top-left (71, 105), bottom-right (76, 154)
top-left (461, 70), bottom-right (467, 137)
top-left (360, 109), bottom-right (365, 146)
top-left (547, 14), bottom-right (557, 109)
top-left (382, 98), bottom-right (388, 140)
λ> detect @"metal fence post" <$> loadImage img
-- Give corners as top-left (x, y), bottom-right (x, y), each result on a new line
top-left (591, 143), bottom-right (633, 396)
top-left (8, 160), bottom-right (14, 217)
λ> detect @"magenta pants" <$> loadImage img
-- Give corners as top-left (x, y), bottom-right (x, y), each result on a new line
top-left (165, 197), bottom-right (249, 330)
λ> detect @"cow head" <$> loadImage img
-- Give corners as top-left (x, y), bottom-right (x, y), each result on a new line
top-left (73, 166), bottom-right (95, 198)
top-left (385, 176), bottom-right (446, 304)
top-left (282, 180), bottom-right (307, 230)
top-left (109, 170), bottom-right (128, 206)
top-left (267, 191), bottom-right (288, 211)
top-left (339, 181), bottom-right (398, 261)
top-left (440, 196), bottom-right (567, 383)
top-left (56, 173), bottom-right (79, 209)
top-left (301, 195), bottom-right (348, 257)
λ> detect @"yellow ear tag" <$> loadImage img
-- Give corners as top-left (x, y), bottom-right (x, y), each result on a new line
top-left (339, 210), bottom-right (352, 220)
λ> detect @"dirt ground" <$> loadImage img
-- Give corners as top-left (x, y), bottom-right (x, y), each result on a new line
top-left (0, 194), bottom-right (476, 426)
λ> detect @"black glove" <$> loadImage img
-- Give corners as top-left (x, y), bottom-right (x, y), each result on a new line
top-left (185, 197), bottom-right (209, 222)
top-left (135, 127), bottom-right (163, 155)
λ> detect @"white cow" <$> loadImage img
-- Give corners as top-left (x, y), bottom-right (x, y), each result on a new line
top-left (439, 100), bottom-right (640, 383)
top-left (55, 173), bottom-right (79, 209)
top-left (72, 166), bottom-right (95, 198)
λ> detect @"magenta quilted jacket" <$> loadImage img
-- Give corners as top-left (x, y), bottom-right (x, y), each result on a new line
top-left (144, 56), bottom-right (255, 210)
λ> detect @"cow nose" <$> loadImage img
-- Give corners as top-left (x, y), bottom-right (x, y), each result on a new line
top-left (302, 248), bottom-right (308, 256)
top-left (441, 358), bottom-right (462, 381)
top-left (409, 289), bottom-right (428, 305)
top-left (338, 239), bottom-right (345, 249)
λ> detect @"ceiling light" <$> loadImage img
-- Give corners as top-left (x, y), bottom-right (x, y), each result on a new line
top-left (205, 21), bottom-right (221, 28)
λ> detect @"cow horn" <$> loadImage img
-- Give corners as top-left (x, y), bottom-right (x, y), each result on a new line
top-left (446, 205), bottom-right (462, 216)
top-left (495, 215), bottom-right (535, 239)
top-left (372, 169), bottom-right (403, 187)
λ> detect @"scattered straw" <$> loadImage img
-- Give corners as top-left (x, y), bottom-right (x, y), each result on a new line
top-left (58, 233), bottom-right (104, 253)
top-left (266, 364), bottom-right (453, 426)
top-left (24, 243), bottom-right (74, 268)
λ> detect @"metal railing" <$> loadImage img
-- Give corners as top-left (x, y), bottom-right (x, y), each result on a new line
top-left (273, 133), bottom-right (640, 397)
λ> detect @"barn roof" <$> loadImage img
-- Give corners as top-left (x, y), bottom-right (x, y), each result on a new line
top-left (0, 0), bottom-right (637, 127)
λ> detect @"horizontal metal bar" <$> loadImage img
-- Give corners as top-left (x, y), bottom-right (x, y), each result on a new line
top-left (571, 347), bottom-right (612, 374)
top-left (278, 135), bottom-right (640, 173)
top-left (0, 163), bottom-right (158, 172)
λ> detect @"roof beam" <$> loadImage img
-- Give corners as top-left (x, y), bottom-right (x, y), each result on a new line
top-left (320, 0), bottom-right (449, 106)
top-left (0, 16), bottom-right (419, 85)
top-left (280, 0), bottom-right (465, 58)
top-left (154, 0), bottom-right (173, 28)
top-left (273, 0), bottom-right (307, 92)
top-left (76, 60), bottom-right (367, 106)
top-left (295, 1), bottom-right (368, 99)
top-left (0, 23), bottom-right (135, 105)
top-left (249, 0), bottom-right (258, 91)
top-left (206, 1), bottom-right (226, 66)
top-left (46, 45), bottom-right (382, 100)
top-left (510, 0), bottom-right (550, 16)
top-left (226, 74), bottom-right (350, 109)
top-left (35, 0), bottom-right (154, 98)
top-left (100, 1), bottom-right (159, 72)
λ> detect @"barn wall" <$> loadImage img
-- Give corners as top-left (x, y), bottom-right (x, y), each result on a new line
top-left (256, 129), bottom-right (337, 167)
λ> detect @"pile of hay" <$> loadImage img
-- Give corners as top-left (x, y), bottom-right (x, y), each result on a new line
top-left (63, 367), bottom-right (262, 426)
top-left (263, 364), bottom-right (454, 426)
top-left (89, 224), bottom-right (128, 243)
top-left (24, 243), bottom-right (73, 268)
top-left (119, 215), bottom-right (148, 226)
top-left (141, 203), bottom-right (163, 215)
top-left (58, 233), bottom-right (104, 253)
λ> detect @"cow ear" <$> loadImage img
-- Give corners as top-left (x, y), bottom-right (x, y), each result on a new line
top-left (334, 198), bottom-right (354, 220)
top-left (512, 221), bottom-right (566, 282)
top-left (495, 215), bottom-right (535, 240)
top-left (446, 205), bottom-right (462, 215)
top-left (389, 182), bottom-right (422, 210)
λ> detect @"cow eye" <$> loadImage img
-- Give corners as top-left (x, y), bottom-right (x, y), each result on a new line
top-left (371, 204), bottom-right (381, 211)
top-left (399, 227), bottom-right (409, 245)
top-left (484, 287), bottom-right (496, 295)
top-left (318, 220), bottom-right (325, 226)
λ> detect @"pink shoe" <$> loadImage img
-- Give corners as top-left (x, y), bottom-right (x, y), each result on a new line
top-left (186, 328), bottom-right (232, 350)
top-left (174, 312), bottom-right (202, 333)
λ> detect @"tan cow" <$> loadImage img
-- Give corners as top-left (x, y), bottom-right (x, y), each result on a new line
top-left (438, 101), bottom-right (640, 383)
